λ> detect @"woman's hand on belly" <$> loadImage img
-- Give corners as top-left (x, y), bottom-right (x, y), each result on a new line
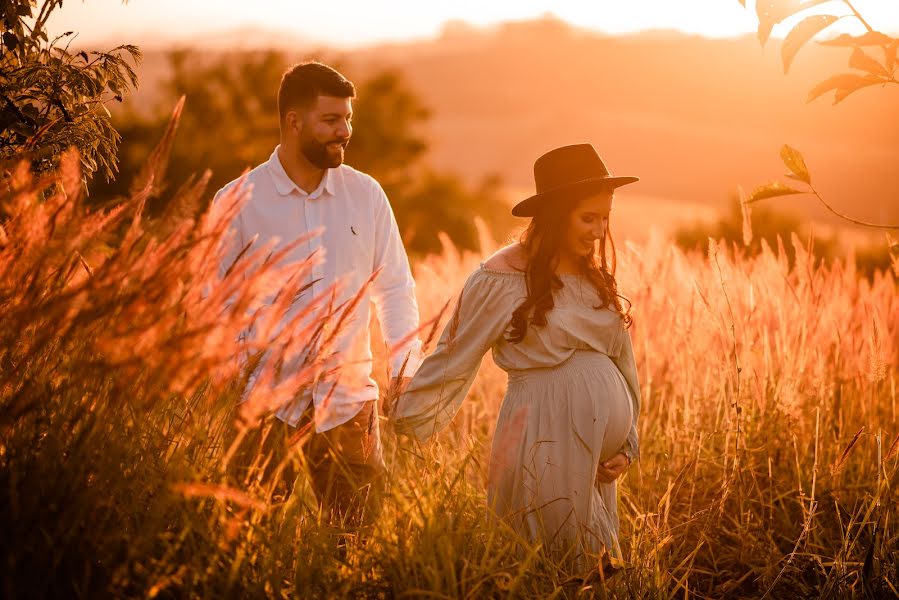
top-left (595, 452), bottom-right (630, 485)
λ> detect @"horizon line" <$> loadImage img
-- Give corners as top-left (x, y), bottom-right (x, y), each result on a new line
top-left (69, 19), bottom-right (894, 52)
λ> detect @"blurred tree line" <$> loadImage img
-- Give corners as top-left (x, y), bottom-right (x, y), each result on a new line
top-left (674, 194), bottom-right (892, 277)
top-left (89, 49), bottom-right (516, 255)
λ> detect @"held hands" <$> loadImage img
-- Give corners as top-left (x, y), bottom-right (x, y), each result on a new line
top-left (595, 452), bottom-right (631, 485)
top-left (381, 376), bottom-right (411, 420)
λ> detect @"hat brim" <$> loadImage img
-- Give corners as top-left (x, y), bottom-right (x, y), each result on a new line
top-left (511, 175), bottom-right (639, 217)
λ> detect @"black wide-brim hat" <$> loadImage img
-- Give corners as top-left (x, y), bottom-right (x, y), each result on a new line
top-left (511, 143), bottom-right (639, 217)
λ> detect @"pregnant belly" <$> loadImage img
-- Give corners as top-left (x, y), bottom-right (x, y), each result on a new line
top-left (503, 350), bottom-right (633, 462)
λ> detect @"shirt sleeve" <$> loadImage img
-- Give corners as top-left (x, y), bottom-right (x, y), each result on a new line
top-left (369, 181), bottom-right (424, 377)
top-left (611, 328), bottom-right (641, 461)
top-left (392, 269), bottom-right (514, 441)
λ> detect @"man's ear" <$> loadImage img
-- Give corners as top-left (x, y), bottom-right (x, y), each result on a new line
top-left (285, 110), bottom-right (302, 135)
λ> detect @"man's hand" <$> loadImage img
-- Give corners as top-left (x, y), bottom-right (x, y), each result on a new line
top-left (595, 452), bottom-right (630, 485)
top-left (381, 376), bottom-right (412, 420)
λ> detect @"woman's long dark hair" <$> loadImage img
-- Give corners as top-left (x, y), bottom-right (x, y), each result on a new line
top-left (507, 196), bottom-right (632, 344)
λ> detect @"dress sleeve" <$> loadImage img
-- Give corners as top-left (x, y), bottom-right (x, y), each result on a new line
top-left (392, 269), bottom-right (516, 441)
top-left (611, 328), bottom-right (641, 461)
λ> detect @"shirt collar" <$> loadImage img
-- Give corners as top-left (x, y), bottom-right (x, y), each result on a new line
top-left (267, 145), bottom-right (335, 199)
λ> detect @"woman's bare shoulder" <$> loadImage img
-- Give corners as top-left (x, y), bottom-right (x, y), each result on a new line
top-left (483, 243), bottom-right (528, 273)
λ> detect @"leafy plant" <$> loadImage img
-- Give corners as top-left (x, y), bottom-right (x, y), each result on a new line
top-left (746, 144), bottom-right (899, 230)
top-left (737, 1), bottom-right (897, 233)
top-left (1, 0), bottom-right (140, 182)
top-left (738, 0), bottom-right (898, 104)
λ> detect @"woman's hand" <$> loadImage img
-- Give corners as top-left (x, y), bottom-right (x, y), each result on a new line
top-left (595, 452), bottom-right (630, 485)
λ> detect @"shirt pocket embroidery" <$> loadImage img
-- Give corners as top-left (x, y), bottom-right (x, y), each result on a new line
top-left (334, 220), bottom-right (374, 279)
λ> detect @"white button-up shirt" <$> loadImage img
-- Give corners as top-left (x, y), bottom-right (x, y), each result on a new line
top-left (216, 146), bottom-right (424, 432)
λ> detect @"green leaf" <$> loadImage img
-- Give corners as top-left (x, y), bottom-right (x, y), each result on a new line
top-left (745, 182), bottom-right (805, 204)
top-left (3, 31), bottom-right (19, 52)
top-left (782, 14), bottom-right (840, 73)
top-left (806, 73), bottom-right (884, 104)
top-left (819, 31), bottom-right (895, 47)
top-left (780, 145), bottom-right (810, 184)
top-left (849, 47), bottom-right (889, 77)
top-left (756, 0), bottom-right (832, 46)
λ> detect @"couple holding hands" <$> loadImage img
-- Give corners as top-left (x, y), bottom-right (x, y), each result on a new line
top-left (217, 61), bottom-right (641, 573)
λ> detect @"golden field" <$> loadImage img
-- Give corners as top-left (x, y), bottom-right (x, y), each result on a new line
top-left (1, 141), bottom-right (897, 598)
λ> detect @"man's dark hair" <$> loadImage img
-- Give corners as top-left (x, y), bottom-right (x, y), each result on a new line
top-left (278, 61), bottom-right (355, 122)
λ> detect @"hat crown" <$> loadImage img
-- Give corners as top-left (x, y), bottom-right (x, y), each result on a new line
top-left (511, 142), bottom-right (638, 217)
top-left (533, 144), bottom-right (611, 194)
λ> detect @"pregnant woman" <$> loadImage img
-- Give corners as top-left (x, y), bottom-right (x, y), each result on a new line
top-left (392, 143), bottom-right (642, 572)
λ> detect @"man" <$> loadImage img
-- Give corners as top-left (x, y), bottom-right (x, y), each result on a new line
top-left (216, 61), bottom-right (423, 521)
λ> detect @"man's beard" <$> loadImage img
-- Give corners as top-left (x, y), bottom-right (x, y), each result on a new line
top-left (300, 137), bottom-right (347, 169)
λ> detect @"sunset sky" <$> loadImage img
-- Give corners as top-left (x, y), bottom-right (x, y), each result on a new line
top-left (49, 0), bottom-right (899, 47)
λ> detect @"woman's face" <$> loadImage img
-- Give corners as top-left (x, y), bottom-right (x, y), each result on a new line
top-left (563, 189), bottom-right (614, 259)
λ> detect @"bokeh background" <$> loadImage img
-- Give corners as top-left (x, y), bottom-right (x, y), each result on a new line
top-left (52, 0), bottom-right (899, 262)
top-left (2, 1), bottom-right (898, 598)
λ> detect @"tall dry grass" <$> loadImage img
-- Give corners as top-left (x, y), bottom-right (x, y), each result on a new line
top-left (391, 227), bottom-right (899, 598)
top-left (1, 113), bottom-right (897, 597)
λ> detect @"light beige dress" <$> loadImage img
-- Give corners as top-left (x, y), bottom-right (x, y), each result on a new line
top-left (393, 264), bottom-right (641, 566)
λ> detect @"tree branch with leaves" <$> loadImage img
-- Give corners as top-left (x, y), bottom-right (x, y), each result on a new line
top-left (746, 144), bottom-right (898, 230)
top-left (741, 0), bottom-right (898, 103)
top-left (1, 0), bottom-right (139, 184)
top-left (738, 0), bottom-right (897, 235)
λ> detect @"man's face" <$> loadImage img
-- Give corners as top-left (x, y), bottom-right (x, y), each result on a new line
top-left (293, 95), bottom-right (353, 169)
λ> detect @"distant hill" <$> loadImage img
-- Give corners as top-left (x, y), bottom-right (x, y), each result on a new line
top-left (356, 19), bottom-right (898, 228)
top-left (121, 17), bottom-right (899, 236)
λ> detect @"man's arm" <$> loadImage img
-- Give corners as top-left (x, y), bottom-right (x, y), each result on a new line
top-left (369, 182), bottom-right (424, 386)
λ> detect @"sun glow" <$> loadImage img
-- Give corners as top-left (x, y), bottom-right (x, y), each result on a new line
top-left (48, 0), bottom-right (899, 47)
